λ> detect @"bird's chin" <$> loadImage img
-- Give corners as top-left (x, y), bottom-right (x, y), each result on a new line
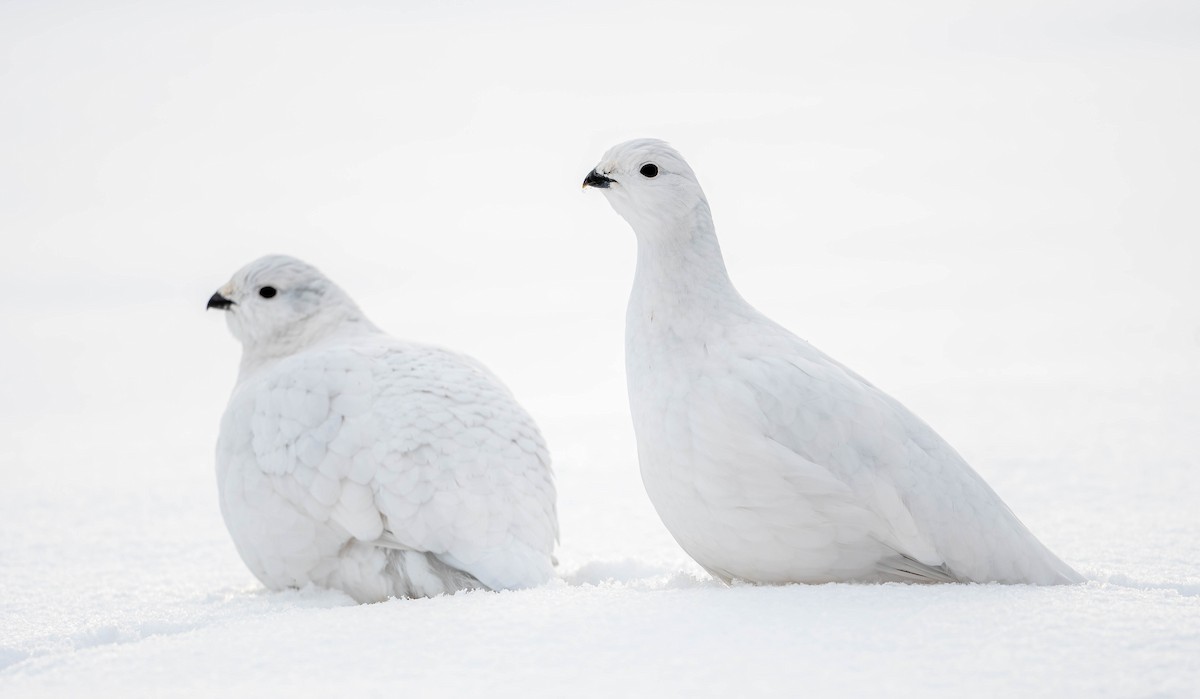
top-left (594, 183), bottom-right (623, 198)
top-left (224, 313), bottom-right (246, 341)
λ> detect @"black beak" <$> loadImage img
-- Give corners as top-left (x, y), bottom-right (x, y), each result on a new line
top-left (582, 170), bottom-right (614, 189)
top-left (207, 292), bottom-right (234, 311)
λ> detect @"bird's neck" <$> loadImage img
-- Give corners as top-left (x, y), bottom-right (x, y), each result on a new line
top-left (628, 200), bottom-right (747, 334)
top-left (237, 310), bottom-right (379, 382)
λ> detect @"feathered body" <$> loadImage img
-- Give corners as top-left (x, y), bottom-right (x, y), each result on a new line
top-left (210, 256), bottom-right (557, 602)
top-left (586, 139), bottom-right (1080, 585)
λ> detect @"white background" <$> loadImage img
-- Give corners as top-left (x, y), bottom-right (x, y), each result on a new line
top-left (2, 1), bottom-right (1197, 696)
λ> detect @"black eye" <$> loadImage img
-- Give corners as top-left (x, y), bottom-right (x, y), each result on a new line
top-left (639, 163), bottom-right (659, 178)
top-left (258, 286), bottom-right (277, 299)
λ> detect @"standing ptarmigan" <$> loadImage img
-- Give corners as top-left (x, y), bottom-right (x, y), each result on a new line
top-left (208, 255), bottom-right (558, 602)
top-left (583, 139), bottom-right (1081, 585)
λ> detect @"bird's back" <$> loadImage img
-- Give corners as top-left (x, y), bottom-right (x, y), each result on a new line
top-left (627, 305), bottom-right (1080, 585)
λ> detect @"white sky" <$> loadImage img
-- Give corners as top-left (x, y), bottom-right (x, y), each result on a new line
top-left (1, 0), bottom-right (1197, 441)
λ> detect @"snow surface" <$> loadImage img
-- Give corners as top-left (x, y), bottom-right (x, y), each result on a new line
top-left (2, 1), bottom-right (1199, 697)
top-left (2, 383), bottom-right (1199, 697)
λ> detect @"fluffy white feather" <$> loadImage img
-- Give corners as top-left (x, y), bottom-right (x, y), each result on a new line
top-left (209, 255), bottom-right (557, 602)
top-left (584, 139), bottom-right (1080, 585)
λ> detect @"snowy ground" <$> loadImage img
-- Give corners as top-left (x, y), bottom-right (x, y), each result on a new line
top-left (3, 1), bottom-right (1199, 697)
top-left (2, 373), bottom-right (1198, 697)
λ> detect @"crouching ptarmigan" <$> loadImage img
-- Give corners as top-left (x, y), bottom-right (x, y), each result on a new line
top-left (582, 139), bottom-right (1081, 585)
top-left (207, 255), bottom-right (558, 602)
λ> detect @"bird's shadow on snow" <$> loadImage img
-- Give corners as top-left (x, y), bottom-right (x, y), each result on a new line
top-left (560, 559), bottom-right (721, 589)
top-left (0, 566), bottom-right (714, 675)
top-left (1085, 570), bottom-right (1200, 597)
top-left (0, 584), bottom-right (355, 674)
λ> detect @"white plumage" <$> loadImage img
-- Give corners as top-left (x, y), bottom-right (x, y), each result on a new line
top-left (208, 255), bottom-right (557, 602)
top-left (583, 139), bottom-right (1081, 585)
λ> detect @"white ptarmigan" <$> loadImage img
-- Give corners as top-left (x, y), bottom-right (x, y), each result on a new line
top-left (583, 139), bottom-right (1081, 585)
top-left (207, 255), bottom-right (558, 602)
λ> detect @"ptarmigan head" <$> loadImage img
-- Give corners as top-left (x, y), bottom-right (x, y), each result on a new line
top-left (582, 138), bottom-right (709, 234)
top-left (207, 255), bottom-right (376, 362)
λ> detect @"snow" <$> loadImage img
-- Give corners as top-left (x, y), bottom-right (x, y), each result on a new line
top-left (3, 331), bottom-right (1197, 698)
top-left (2, 0), bottom-right (1198, 696)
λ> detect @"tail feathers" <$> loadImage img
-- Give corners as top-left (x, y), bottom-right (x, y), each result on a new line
top-left (385, 549), bottom-right (487, 599)
top-left (877, 555), bottom-right (961, 584)
top-left (878, 550), bottom-right (1084, 586)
